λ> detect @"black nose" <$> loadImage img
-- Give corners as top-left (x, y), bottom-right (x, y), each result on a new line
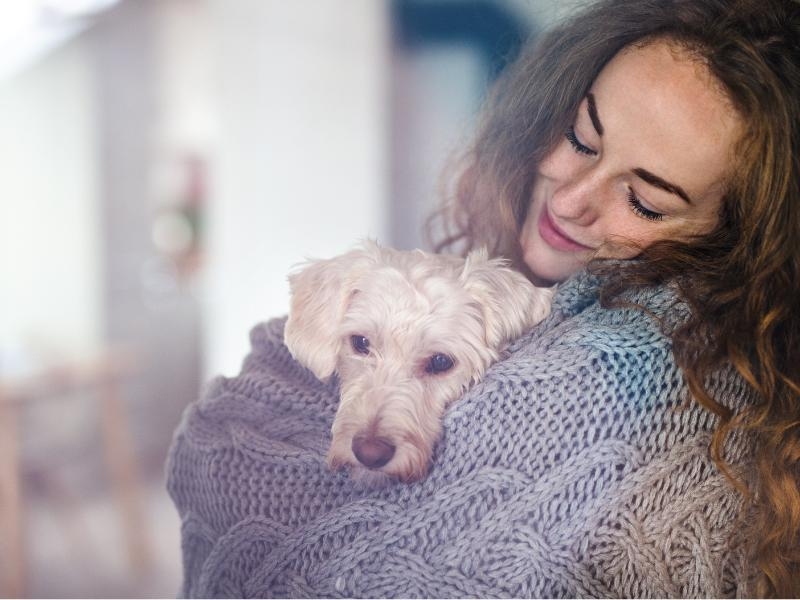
top-left (351, 435), bottom-right (395, 469)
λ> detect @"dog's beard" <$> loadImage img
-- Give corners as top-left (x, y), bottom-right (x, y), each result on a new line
top-left (326, 376), bottom-right (461, 482)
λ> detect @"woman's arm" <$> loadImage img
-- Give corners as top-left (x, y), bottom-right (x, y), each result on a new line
top-left (167, 318), bottom-right (345, 593)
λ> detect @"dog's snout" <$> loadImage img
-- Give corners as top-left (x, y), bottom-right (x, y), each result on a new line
top-left (351, 435), bottom-right (395, 469)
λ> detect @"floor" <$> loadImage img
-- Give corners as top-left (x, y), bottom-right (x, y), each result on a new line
top-left (24, 473), bottom-right (182, 598)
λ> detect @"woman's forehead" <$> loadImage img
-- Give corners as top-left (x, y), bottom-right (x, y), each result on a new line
top-left (589, 40), bottom-right (741, 205)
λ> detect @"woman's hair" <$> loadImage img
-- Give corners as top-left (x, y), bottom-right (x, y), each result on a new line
top-left (430, 0), bottom-right (800, 595)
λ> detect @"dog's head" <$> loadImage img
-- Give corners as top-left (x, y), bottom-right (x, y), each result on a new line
top-left (284, 240), bottom-right (553, 481)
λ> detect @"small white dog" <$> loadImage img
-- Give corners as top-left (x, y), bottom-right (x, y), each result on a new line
top-left (284, 241), bottom-right (553, 482)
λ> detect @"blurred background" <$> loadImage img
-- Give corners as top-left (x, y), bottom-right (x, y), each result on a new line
top-left (0, 0), bottom-right (582, 596)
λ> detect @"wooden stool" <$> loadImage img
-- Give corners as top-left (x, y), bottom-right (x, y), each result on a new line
top-left (0, 349), bottom-right (150, 598)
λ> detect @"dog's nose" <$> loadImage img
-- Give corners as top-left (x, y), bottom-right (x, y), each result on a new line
top-left (351, 435), bottom-right (395, 469)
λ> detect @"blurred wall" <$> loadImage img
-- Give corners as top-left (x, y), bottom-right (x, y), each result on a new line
top-left (204, 0), bottom-right (390, 378)
top-left (0, 34), bottom-right (101, 367)
top-left (84, 0), bottom-right (203, 466)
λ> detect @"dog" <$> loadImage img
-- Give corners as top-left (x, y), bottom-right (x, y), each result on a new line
top-left (284, 240), bottom-right (553, 482)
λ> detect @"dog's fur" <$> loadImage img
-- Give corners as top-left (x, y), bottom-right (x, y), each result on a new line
top-left (284, 241), bottom-right (553, 482)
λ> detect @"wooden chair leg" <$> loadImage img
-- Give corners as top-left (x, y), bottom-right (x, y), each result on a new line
top-left (0, 397), bottom-right (25, 598)
top-left (96, 378), bottom-right (150, 573)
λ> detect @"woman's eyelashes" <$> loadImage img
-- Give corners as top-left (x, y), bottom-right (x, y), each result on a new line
top-left (627, 188), bottom-right (664, 221)
top-left (565, 126), bottom-right (597, 156)
top-left (565, 124), bottom-right (666, 223)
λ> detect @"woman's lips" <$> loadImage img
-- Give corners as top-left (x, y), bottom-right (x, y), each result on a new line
top-left (537, 209), bottom-right (593, 252)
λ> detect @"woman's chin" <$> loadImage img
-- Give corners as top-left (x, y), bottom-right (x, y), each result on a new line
top-left (522, 246), bottom-right (586, 287)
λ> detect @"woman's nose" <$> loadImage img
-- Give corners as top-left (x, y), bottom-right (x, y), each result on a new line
top-left (549, 169), bottom-right (605, 225)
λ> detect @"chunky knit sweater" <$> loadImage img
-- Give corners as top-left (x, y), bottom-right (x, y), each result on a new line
top-left (166, 269), bottom-right (758, 598)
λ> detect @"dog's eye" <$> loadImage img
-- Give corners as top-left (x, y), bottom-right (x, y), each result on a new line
top-left (351, 335), bottom-right (370, 355)
top-left (426, 353), bottom-right (454, 374)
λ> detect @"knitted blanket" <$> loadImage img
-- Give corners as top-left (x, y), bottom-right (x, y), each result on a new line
top-left (166, 269), bottom-right (757, 598)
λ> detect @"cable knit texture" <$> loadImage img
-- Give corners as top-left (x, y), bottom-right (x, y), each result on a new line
top-left (166, 269), bottom-right (757, 598)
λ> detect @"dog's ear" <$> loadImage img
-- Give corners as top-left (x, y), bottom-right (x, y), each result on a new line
top-left (284, 242), bottom-right (380, 381)
top-left (459, 248), bottom-right (554, 349)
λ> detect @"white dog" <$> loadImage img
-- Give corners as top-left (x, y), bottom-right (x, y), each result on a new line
top-left (284, 241), bottom-right (553, 482)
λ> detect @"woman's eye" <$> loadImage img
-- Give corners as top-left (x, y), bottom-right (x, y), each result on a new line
top-left (351, 335), bottom-right (370, 355)
top-left (565, 126), bottom-right (598, 157)
top-left (425, 353), bottom-right (455, 374)
top-left (626, 188), bottom-right (664, 222)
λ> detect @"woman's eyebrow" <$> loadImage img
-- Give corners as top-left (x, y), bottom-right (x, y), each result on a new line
top-left (587, 92), bottom-right (693, 205)
top-left (586, 93), bottom-right (604, 135)
top-left (633, 167), bottom-right (693, 204)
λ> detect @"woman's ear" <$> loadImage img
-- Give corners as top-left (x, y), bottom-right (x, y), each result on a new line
top-left (284, 242), bottom-right (379, 381)
top-left (460, 248), bottom-right (554, 349)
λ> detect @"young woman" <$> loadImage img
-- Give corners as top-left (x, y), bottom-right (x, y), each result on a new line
top-left (167, 0), bottom-right (800, 596)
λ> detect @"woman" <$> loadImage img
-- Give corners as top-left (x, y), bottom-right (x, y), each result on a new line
top-left (167, 0), bottom-right (800, 596)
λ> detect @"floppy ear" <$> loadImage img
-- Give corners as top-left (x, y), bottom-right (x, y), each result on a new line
top-left (459, 248), bottom-right (554, 349)
top-left (284, 243), bottom-right (379, 381)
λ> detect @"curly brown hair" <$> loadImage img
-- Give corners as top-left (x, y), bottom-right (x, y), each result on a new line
top-left (429, 0), bottom-right (800, 595)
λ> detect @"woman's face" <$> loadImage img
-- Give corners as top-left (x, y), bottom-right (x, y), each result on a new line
top-left (519, 39), bottom-right (742, 285)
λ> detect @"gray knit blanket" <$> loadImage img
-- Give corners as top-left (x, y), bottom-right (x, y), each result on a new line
top-left (167, 269), bottom-right (757, 598)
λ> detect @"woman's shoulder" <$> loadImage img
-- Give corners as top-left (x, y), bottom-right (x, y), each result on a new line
top-left (552, 266), bottom-right (689, 330)
top-left (506, 267), bottom-right (688, 370)
top-left (461, 268), bottom-right (712, 457)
